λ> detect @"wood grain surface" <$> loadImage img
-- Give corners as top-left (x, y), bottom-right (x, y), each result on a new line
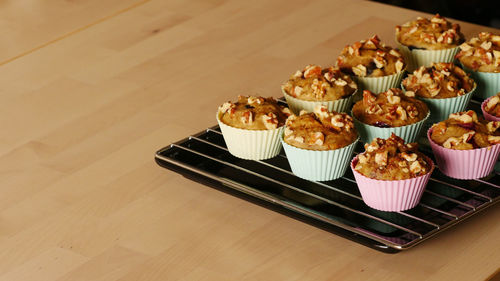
top-left (1, 0), bottom-right (499, 280)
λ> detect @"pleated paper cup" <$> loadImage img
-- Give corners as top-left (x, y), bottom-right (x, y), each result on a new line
top-left (350, 156), bottom-right (434, 212)
top-left (461, 65), bottom-right (500, 99)
top-left (352, 111), bottom-right (429, 143)
top-left (216, 113), bottom-right (284, 160)
top-left (427, 128), bottom-right (500, 179)
top-left (282, 89), bottom-right (355, 115)
top-left (481, 97), bottom-right (500, 121)
top-left (396, 41), bottom-right (460, 72)
top-left (353, 71), bottom-right (405, 94)
top-left (281, 137), bottom-right (359, 181)
top-left (401, 83), bottom-right (476, 125)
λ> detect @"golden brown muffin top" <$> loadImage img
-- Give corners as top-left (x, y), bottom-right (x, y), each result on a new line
top-left (336, 35), bottom-right (405, 77)
top-left (402, 63), bottom-right (475, 99)
top-left (352, 89), bottom-right (429, 127)
top-left (430, 110), bottom-right (500, 150)
top-left (484, 93), bottom-right (500, 117)
top-left (283, 105), bottom-right (358, 150)
top-left (396, 14), bottom-right (464, 50)
top-left (218, 96), bottom-right (291, 130)
top-left (456, 32), bottom-right (500, 72)
top-left (281, 65), bottom-right (357, 101)
top-left (354, 133), bottom-right (431, 180)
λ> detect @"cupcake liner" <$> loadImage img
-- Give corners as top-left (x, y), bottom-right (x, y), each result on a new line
top-left (282, 89), bottom-right (355, 115)
top-left (352, 111), bottom-right (430, 143)
top-left (461, 65), bottom-right (500, 99)
top-left (281, 137), bottom-right (359, 181)
top-left (353, 71), bottom-right (405, 94)
top-left (401, 83), bottom-right (476, 124)
top-left (427, 128), bottom-right (500, 179)
top-left (216, 113), bottom-right (284, 160)
top-left (350, 156), bottom-right (434, 212)
top-left (396, 41), bottom-right (460, 72)
top-left (481, 97), bottom-right (500, 121)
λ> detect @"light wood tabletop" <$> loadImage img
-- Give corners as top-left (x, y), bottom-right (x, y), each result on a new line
top-left (1, 0), bottom-right (499, 280)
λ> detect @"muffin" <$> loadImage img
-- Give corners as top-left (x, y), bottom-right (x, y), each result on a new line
top-left (402, 62), bottom-right (476, 124)
top-left (428, 110), bottom-right (500, 179)
top-left (217, 95), bottom-right (291, 160)
top-left (281, 64), bottom-right (357, 114)
top-left (396, 14), bottom-right (465, 71)
top-left (456, 32), bottom-right (500, 99)
top-left (281, 105), bottom-right (359, 181)
top-left (336, 35), bottom-right (406, 93)
top-left (352, 88), bottom-right (429, 143)
top-left (351, 133), bottom-right (434, 211)
top-left (482, 92), bottom-right (500, 121)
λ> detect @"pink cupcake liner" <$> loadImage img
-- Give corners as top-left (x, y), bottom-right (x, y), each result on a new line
top-left (481, 97), bottom-right (500, 122)
top-left (427, 128), bottom-right (500, 179)
top-left (350, 156), bottom-right (434, 212)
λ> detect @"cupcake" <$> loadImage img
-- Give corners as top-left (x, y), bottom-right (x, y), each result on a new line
top-left (336, 35), bottom-right (406, 94)
top-left (396, 14), bottom-right (465, 71)
top-left (351, 133), bottom-right (434, 211)
top-left (281, 105), bottom-right (359, 181)
top-left (456, 32), bottom-right (500, 99)
top-left (352, 88), bottom-right (429, 143)
top-left (281, 64), bottom-right (357, 114)
top-left (482, 92), bottom-right (500, 121)
top-left (401, 62), bottom-right (476, 124)
top-left (216, 95), bottom-right (291, 160)
top-left (428, 110), bottom-right (500, 179)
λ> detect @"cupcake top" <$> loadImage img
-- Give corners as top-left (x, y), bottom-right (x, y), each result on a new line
top-left (395, 14), bottom-right (464, 50)
top-left (402, 62), bottom-right (475, 99)
top-left (218, 95), bottom-right (291, 130)
top-left (336, 35), bottom-right (405, 77)
top-left (352, 88), bottom-right (429, 127)
top-left (281, 65), bottom-right (357, 101)
top-left (354, 133), bottom-right (431, 180)
top-left (283, 105), bottom-right (357, 150)
top-left (484, 92), bottom-right (500, 117)
top-left (430, 110), bottom-right (500, 149)
top-left (456, 32), bottom-right (500, 72)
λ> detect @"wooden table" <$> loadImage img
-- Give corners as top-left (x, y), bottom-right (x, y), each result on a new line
top-left (1, 0), bottom-right (499, 280)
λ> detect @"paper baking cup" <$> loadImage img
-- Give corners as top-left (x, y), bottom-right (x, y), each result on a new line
top-left (281, 137), bottom-right (359, 181)
top-left (353, 71), bottom-right (405, 94)
top-left (461, 65), bottom-right (500, 99)
top-left (427, 128), bottom-right (500, 179)
top-left (350, 156), bottom-right (434, 212)
top-left (216, 113), bottom-right (284, 160)
top-left (396, 42), bottom-right (459, 72)
top-left (402, 84), bottom-right (476, 124)
top-left (352, 111), bottom-right (429, 143)
top-left (282, 90), bottom-right (355, 115)
top-left (481, 97), bottom-right (500, 121)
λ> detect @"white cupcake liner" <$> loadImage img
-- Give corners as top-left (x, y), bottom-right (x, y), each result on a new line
top-left (282, 89), bottom-right (355, 115)
top-left (351, 156), bottom-right (434, 212)
top-left (396, 41), bottom-right (460, 72)
top-left (216, 113), bottom-right (284, 160)
top-left (401, 83), bottom-right (476, 124)
top-left (352, 71), bottom-right (405, 94)
top-left (461, 64), bottom-right (500, 99)
top-left (352, 111), bottom-right (430, 143)
top-left (281, 137), bottom-right (359, 181)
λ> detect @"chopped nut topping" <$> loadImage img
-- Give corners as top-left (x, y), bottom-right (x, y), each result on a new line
top-left (262, 113), bottom-right (278, 129)
top-left (488, 135), bottom-right (500, 145)
top-left (308, 131), bottom-right (325, 146)
top-left (293, 86), bottom-right (303, 96)
top-left (366, 104), bottom-right (383, 115)
top-left (313, 105), bottom-right (329, 119)
top-left (449, 110), bottom-right (477, 123)
top-left (284, 127), bottom-right (293, 136)
top-left (401, 152), bottom-right (418, 162)
top-left (241, 111), bottom-right (253, 124)
top-left (396, 106), bottom-right (407, 121)
top-left (404, 90), bottom-right (415, 97)
top-left (486, 121), bottom-right (500, 133)
top-left (358, 154), bottom-right (369, 164)
top-left (481, 41), bottom-right (492, 50)
top-left (352, 64), bottom-right (367, 77)
top-left (303, 65), bottom-right (322, 78)
top-left (395, 60), bottom-right (404, 73)
top-left (443, 137), bottom-right (461, 148)
top-left (409, 161), bottom-right (423, 174)
top-left (247, 96), bottom-right (264, 105)
top-left (486, 96), bottom-right (499, 111)
top-left (293, 70), bottom-right (302, 78)
top-left (219, 102), bottom-right (235, 114)
top-left (375, 151), bottom-right (388, 166)
top-left (331, 114), bottom-right (345, 128)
